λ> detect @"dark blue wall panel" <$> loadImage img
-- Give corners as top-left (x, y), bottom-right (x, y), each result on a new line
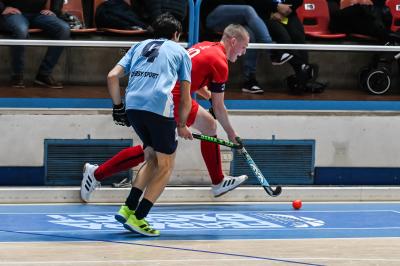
top-left (0, 167), bottom-right (44, 185)
top-left (315, 167), bottom-right (400, 185)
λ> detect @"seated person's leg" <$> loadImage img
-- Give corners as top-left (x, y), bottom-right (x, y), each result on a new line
top-left (286, 16), bottom-right (308, 63)
top-left (241, 27), bottom-right (264, 94)
top-left (287, 16), bottom-right (326, 93)
top-left (2, 14), bottom-right (29, 87)
top-left (30, 13), bottom-right (70, 88)
top-left (206, 5), bottom-right (271, 43)
top-left (266, 18), bottom-right (296, 65)
top-left (206, 5), bottom-right (250, 32)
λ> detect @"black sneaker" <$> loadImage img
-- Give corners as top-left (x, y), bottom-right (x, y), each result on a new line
top-left (305, 80), bottom-right (327, 93)
top-left (241, 79), bottom-right (264, 94)
top-left (11, 75), bottom-right (25, 88)
top-left (286, 75), bottom-right (305, 95)
top-left (34, 75), bottom-right (63, 89)
top-left (271, 52), bottom-right (293, 66)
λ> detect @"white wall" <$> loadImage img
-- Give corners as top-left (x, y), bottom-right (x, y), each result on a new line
top-left (1, 109), bottom-right (400, 183)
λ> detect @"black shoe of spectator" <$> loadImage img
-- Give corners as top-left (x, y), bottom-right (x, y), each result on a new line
top-left (301, 63), bottom-right (319, 82)
top-left (286, 75), bottom-right (305, 95)
top-left (34, 75), bottom-right (63, 89)
top-left (305, 80), bottom-right (327, 93)
top-left (271, 52), bottom-right (293, 66)
top-left (11, 75), bottom-right (25, 88)
top-left (128, 26), bottom-right (144, 30)
top-left (241, 78), bottom-right (264, 94)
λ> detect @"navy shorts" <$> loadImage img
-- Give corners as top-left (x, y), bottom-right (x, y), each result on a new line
top-left (127, 109), bottom-right (178, 155)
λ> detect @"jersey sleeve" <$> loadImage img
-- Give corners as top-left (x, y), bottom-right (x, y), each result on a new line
top-left (177, 50), bottom-right (192, 83)
top-left (117, 44), bottom-right (139, 75)
top-left (209, 59), bottom-right (228, 93)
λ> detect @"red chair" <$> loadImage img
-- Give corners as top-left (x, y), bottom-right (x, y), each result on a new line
top-left (62, 0), bottom-right (97, 33)
top-left (93, 0), bottom-right (147, 35)
top-left (386, 0), bottom-right (400, 32)
top-left (297, 0), bottom-right (347, 39)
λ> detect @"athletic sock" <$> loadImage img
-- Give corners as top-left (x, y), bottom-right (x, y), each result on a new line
top-left (135, 198), bottom-right (153, 220)
top-left (200, 137), bottom-right (224, 185)
top-left (125, 187), bottom-right (143, 210)
top-left (94, 145), bottom-right (144, 181)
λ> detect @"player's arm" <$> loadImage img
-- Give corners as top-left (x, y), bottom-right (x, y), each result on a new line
top-left (209, 59), bottom-right (238, 142)
top-left (107, 64), bottom-right (131, 127)
top-left (178, 80), bottom-right (193, 140)
top-left (211, 91), bottom-right (238, 142)
top-left (107, 64), bottom-right (125, 105)
top-left (196, 86), bottom-right (211, 100)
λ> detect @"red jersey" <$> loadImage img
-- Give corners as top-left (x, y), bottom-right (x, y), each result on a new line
top-left (173, 41), bottom-right (228, 96)
top-left (173, 41), bottom-right (228, 126)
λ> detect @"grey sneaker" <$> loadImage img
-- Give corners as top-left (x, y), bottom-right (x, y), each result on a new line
top-left (80, 163), bottom-right (100, 202)
top-left (112, 178), bottom-right (132, 188)
top-left (34, 75), bottom-right (63, 89)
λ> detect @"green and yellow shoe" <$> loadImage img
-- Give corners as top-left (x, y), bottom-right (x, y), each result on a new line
top-left (123, 214), bottom-right (160, 237)
top-left (114, 205), bottom-right (134, 224)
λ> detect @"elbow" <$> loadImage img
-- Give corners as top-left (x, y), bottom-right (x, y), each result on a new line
top-left (107, 71), bottom-right (118, 82)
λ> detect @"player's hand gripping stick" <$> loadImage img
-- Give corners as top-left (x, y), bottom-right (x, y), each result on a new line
top-left (112, 103), bottom-right (131, 127)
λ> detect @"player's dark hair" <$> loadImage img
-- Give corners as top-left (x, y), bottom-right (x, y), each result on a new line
top-left (152, 13), bottom-right (182, 39)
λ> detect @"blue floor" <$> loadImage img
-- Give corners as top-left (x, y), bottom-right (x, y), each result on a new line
top-left (1, 203), bottom-right (400, 242)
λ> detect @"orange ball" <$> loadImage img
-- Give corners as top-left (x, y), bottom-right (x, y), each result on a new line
top-left (292, 199), bottom-right (302, 210)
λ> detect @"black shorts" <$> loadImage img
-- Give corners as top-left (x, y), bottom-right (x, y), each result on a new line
top-left (127, 109), bottom-right (177, 155)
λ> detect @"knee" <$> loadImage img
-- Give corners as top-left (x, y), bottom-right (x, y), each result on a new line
top-left (12, 25), bottom-right (29, 39)
top-left (242, 6), bottom-right (257, 18)
top-left (202, 118), bottom-right (217, 135)
top-left (209, 120), bottom-right (217, 134)
top-left (157, 158), bottom-right (174, 171)
top-left (156, 158), bottom-right (174, 178)
top-left (57, 22), bottom-right (71, 40)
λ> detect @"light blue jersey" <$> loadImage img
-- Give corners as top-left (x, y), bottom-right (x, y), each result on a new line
top-left (118, 38), bottom-right (191, 118)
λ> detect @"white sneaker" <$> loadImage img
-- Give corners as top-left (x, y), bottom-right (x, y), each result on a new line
top-left (241, 79), bottom-right (264, 94)
top-left (271, 52), bottom-right (293, 66)
top-left (212, 175), bottom-right (248, 197)
top-left (81, 163), bottom-right (100, 202)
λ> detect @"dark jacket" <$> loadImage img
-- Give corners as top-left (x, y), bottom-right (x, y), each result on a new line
top-left (95, 0), bottom-right (148, 29)
top-left (248, 0), bottom-right (303, 21)
top-left (0, 0), bottom-right (62, 15)
top-left (132, 0), bottom-right (187, 23)
top-left (0, 0), bottom-right (47, 14)
top-left (328, 0), bottom-right (393, 40)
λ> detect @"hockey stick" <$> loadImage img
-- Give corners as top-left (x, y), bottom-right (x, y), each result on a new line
top-left (192, 133), bottom-right (241, 149)
top-left (192, 133), bottom-right (282, 197)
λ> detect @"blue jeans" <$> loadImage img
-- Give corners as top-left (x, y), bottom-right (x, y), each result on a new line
top-left (206, 5), bottom-right (272, 80)
top-left (2, 13), bottom-right (70, 76)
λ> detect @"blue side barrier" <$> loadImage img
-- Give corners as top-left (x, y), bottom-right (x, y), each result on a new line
top-left (187, 0), bottom-right (195, 47)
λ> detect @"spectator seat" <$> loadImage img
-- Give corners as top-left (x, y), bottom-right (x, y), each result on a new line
top-left (386, 0), bottom-right (400, 32)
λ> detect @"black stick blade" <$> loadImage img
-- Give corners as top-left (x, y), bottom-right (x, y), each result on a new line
top-left (264, 186), bottom-right (282, 197)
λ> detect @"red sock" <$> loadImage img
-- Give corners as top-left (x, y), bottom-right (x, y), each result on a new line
top-left (201, 137), bottom-right (224, 185)
top-left (94, 145), bottom-right (144, 181)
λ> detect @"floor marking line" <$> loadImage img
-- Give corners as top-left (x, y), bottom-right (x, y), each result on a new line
top-left (0, 229), bottom-right (324, 266)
